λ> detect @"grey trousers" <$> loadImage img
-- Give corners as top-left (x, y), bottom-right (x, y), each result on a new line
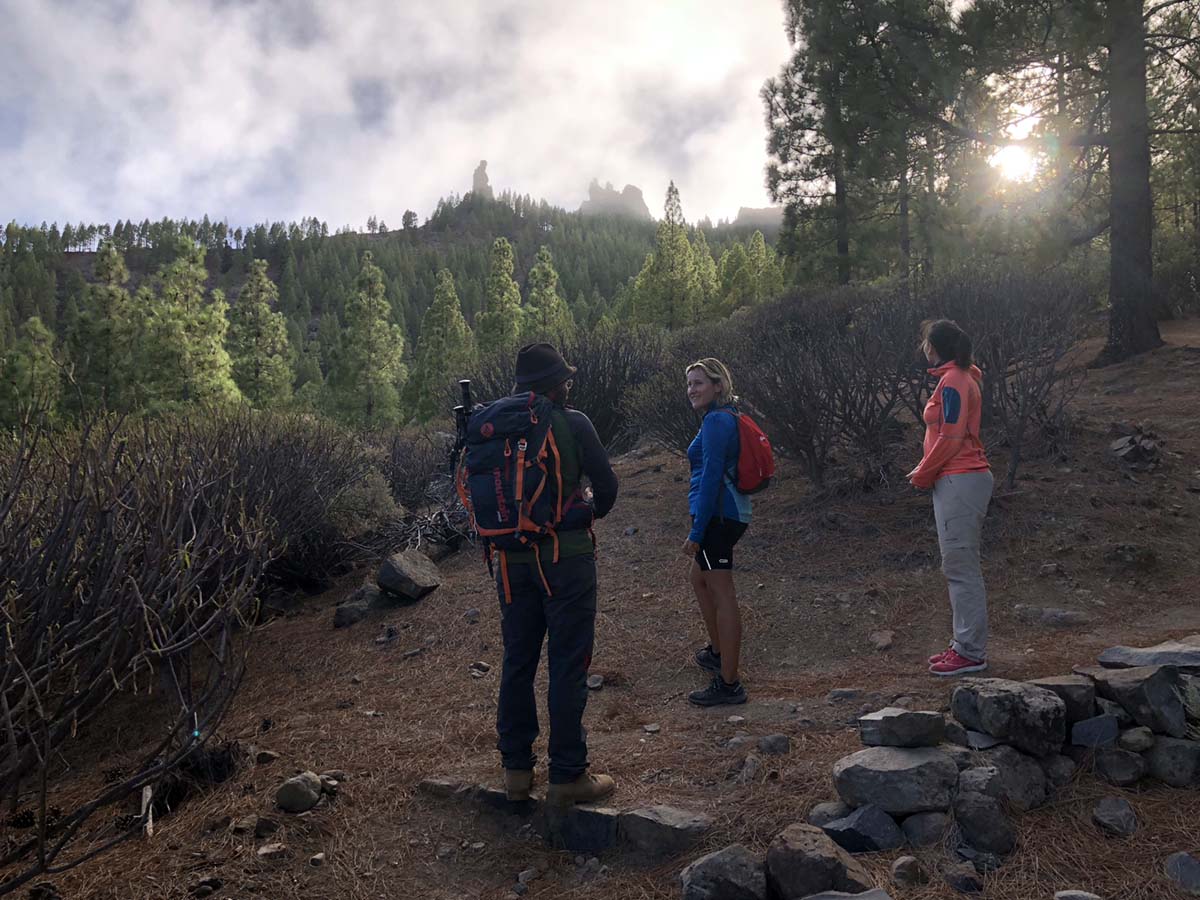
top-left (932, 471), bottom-right (993, 661)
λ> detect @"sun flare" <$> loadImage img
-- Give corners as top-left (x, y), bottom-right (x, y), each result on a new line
top-left (990, 145), bottom-right (1038, 182)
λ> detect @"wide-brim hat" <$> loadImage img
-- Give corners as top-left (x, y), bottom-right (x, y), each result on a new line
top-left (514, 342), bottom-right (577, 392)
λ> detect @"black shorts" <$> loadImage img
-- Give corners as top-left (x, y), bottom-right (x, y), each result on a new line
top-left (695, 520), bottom-right (748, 571)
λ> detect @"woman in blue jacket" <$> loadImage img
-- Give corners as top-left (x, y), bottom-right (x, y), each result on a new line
top-left (683, 358), bottom-right (752, 706)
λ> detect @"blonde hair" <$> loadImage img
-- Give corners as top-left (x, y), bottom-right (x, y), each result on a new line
top-left (685, 358), bottom-right (736, 404)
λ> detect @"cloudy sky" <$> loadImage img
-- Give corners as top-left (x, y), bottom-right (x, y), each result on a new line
top-left (0, 0), bottom-right (793, 230)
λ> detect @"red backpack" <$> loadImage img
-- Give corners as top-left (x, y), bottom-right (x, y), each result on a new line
top-left (721, 409), bottom-right (775, 494)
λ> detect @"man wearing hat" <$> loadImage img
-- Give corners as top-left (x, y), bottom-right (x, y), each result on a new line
top-left (499, 342), bottom-right (619, 806)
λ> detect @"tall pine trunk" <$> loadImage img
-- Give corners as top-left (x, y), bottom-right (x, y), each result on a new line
top-left (834, 145), bottom-right (850, 285)
top-left (898, 133), bottom-right (911, 292)
top-left (1099, 0), bottom-right (1163, 364)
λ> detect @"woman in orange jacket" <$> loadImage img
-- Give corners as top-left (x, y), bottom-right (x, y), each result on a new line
top-left (908, 319), bottom-right (993, 677)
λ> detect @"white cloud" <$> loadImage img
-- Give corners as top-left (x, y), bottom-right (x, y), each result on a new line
top-left (0, 0), bottom-right (792, 227)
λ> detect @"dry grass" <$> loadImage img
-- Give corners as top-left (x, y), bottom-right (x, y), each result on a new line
top-left (6, 321), bottom-right (1200, 899)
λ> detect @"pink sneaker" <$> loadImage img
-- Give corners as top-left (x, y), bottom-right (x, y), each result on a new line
top-left (929, 649), bottom-right (988, 677)
top-left (928, 648), bottom-right (953, 666)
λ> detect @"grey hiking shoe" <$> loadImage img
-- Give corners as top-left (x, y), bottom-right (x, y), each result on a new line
top-left (694, 644), bottom-right (722, 673)
top-left (688, 675), bottom-right (748, 707)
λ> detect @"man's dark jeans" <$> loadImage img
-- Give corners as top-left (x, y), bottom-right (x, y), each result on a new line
top-left (496, 552), bottom-right (596, 784)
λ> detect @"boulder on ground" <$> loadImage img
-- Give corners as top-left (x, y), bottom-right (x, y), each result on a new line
top-left (892, 855), bottom-right (925, 887)
top-left (954, 792), bottom-right (1016, 855)
top-left (857, 708), bottom-right (945, 748)
top-left (1077, 665), bottom-right (1188, 738)
top-left (1072, 714), bottom-right (1120, 748)
top-left (821, 805), bottom-right (905, 853)
top-left (951, 679), bottom-right (1066, 757)
top-left (276, 772), bottom-right (322, 813)
top-left (1099, 635), bottom-right (1200, 670)
top-left (1093, 748), bottom-right (1147, 786)
top-left (1028, 675), bottom-right (1096, 725)
top-left (618, 806), bottom-right (711, 856)
top-left (377, 549), bottom-right (441, 601)
top-left (1118, 726), bottom-right (1156, 753)
top-left (333, 600), bottom-right (369, 628)
top-left (900, 811), bottom-right (949, 847)
top-left (680, 844), bottom-right (766, 900)
top-left (1145, 736), bottom-right (1200, 787)
top-left (1092, 796), bottom-right (1138, 837)
top-left (807, 800), bottom-right (852, 828)
top-left (764, 824), bottom-right (872, 899)
top-left (980, 745), bottom-right (1048, 811)
top-left (1039, 754), bottom-right (1077, 790)
top-left (832, 747), bottom-right (957, 816)
top-left (943, 861), bottom-right (983, 893)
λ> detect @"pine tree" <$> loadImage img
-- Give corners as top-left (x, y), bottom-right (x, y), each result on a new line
top-left (631, 182), bottom-right (701, 328)
top-left (746, 231), bottom-right (785, 304)
top-left (691, 229), bottom-right (719, 316)
top-left (68, 240), bottom-right (135, 410)
top-left (228, 259), bottom-right (293, 408)
top-left (0, 316), bottom-right (61, 426)
top-left (521, 245), bottom-right (575, 342)
top-left (476, 238), bottom-right (523, 354)
top-left (718, 244), bottom-right (754, 314)
top-left (407, 269), bottom-right (474, 423)
top-left (331, 251), bottom-right (406, 426)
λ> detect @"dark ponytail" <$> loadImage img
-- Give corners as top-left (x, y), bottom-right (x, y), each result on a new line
top-left (920, 318), bottom-right (973, 369)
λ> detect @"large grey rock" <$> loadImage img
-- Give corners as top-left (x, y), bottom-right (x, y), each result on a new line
top-left (957, 766), bottom-right (1004, 799)
top-left (857, 708), bottom-right (945, 748)
top-left (1092, 796), bottom-right (1137, 837)
top-left (758, 734), bottom-right (792, 755)
top-left (1118, 726), bottom-right (1155, 753)
top-left (276, 772), bottom-right (322, 813)
top-left (1028, 675), bottom-right (1097, 725)
top-left (1078, 665), bottom-right (1187, 738)
top-left (821, 805), bottom-right (904, 853)
top-left (891, 855), bottom-right (925, 887)
top-left (951, 679), bottom-right (1067, 758)
top-left (1093, 748), bottom-right (1147, 786)
top-left (954, 791), bottom-right (1016, 855)
top-left (1167, 851), bottom-right (1200, 896)
top-left (540, 805), bottom-right (618, 852)
top-left (618, 805), bottom-right (711, 856)
top-left (377, 549), bottom-right (441, 601)
top-left (1039, 754), bottom-right (1077, 790)
top-left (807, 801), bottom-right (852, 828)
top-left (764, 824), bottom-right (872, 899)
top-left (832, 747), bottom-right (957, 816)
top-left (1099, 634), bottom-right (1200, 670)
top-left (900, 811), bottom-right (949, 848)
top-left (1072, 714), bottom-right (1119, 748)
top-left (980, 745), bottom-right (1048, 811)
top-left (680, 844), bottom-right (766, 900)
top-left (1145, 736), bottom-right (1200, 787)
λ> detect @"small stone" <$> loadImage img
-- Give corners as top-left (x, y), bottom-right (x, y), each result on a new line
top-left (254, 817), bottom-right (280, 839)
top-left (757, 734), bottom-right (791, 755)
top-left (1094, 748), bottom-right (1147, 786)
top-left (624, 526), bottom-right (638, 536)
top-left (807, 800), bottom-right (852, 828)
top-left (727, 715), bottom-right (746, 725)
top-left (309, 852), bottom-right (326, 867)
top-left (512, 884), bottom-right (528, 896)
top-left (1092, 796), bottom-right (1138, 837)
top-left (944, 860), bottom-right (984, 893)
top-left (892, 855), bottom-right (926, 887)
top-left (256, 749), bottom-right (280, 765)
top-left (901, 811), bottom-right (949, 847)
top-left (350, 674), bottom-right (363, 684)
top-left (436, 845), bottom-right (453, 860)
top-left (470, 842), bottom-right (485, 850)
top-left (469, 661), bottom-right (491, 674)
top-left (587, 674), bottom-right (604, 690)
top-left (734, 755), bottom-right (762, 784)
top-left (643, 723), bottom-right (661, 734)
top-left (333, 600), bottom-right (369, 628)
top-left (518, 867), bottom-right (539, 884)
top-left (377, 549), bottom-right (441, 601)
top-left (464, 608), bottom-right (481, 624)
top-left (276, 771), bottom-right (322, 813)
top-left (230, 815), bottom-right (256, 835)
top-left (319, 775), bottom-right (339, 795)
top-left (869, 629), bottom-right (895, 651)
top-left (1072, 714), bottom-right (1119, 748)
top-left (256, 843), bottom-right (286, 860)
top-left (1118, 726), bottom-right (1155, 753)
top-left (1054, 892), bottom-right (1102, 900)
top-left (1166, 851), bottom-right (1200, 895)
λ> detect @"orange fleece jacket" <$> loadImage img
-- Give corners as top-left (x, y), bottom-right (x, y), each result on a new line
top-left (908, 361), bottom-right (990, 489)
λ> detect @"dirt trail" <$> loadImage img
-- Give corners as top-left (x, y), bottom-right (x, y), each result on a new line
top-left (24, 321), bottom-right (1200, 900)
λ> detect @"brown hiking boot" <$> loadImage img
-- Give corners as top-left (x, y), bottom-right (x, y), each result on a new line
top-left (545, 772), bottom-right (615, 807)
top-left (504, 769), bottom-right (534, 801)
